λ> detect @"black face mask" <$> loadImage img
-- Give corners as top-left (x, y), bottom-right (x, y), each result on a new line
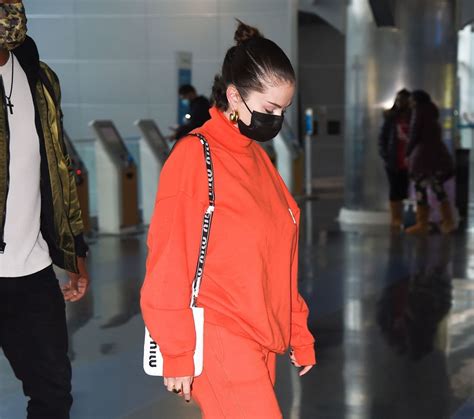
top-left (237, 98), bottom-right (284, 143)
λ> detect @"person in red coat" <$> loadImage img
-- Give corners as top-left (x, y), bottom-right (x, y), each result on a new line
top-left (378, 89), bottom-right (412, 229)
top-left (141, 21), bottom-right (315, 418)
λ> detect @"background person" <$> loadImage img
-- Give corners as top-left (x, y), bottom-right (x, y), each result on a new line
top-left (379, 89), bottom-right (411, 230)
top-left (379, 89), bottom-right (412, 230)
top-left (405, 90), bottom-right (455, 234)
top-left (172, 84), bottom-right (211, 140)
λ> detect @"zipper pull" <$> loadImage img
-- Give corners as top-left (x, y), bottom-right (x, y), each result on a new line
top-left (288, 208), bottom-right (297, 224)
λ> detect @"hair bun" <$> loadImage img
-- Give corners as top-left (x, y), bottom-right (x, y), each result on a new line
top-left (234, 20), bottom-right (263, 46)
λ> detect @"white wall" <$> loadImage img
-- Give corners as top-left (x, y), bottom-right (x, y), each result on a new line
top-left (24, 0), bottom-right (297, 140)
top-left (458, 25), bottom-right (474, 148)
top-left (298, 13), bottom-right (345, 178)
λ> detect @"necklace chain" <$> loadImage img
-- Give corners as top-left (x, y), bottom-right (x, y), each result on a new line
top-left (4, 53), bottom-right (14, 115)
top-left (5, 53), bottom-right (14, 101)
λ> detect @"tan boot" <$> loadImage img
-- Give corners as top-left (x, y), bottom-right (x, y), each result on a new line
top-left (405, 205), bottom-right (430, 234)
top-left (389, 201), bottom-right (403, 230)
top-left (439, 200), bottom-right (456, 234)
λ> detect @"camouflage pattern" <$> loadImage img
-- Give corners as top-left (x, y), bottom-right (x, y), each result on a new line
top-left (0, 3), bottom-right (27, 51)
top-left (0, 53), bottom-right (85, 272)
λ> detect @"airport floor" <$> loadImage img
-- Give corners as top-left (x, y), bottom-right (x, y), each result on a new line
top-left (1, 193), bottom-right (474, 419)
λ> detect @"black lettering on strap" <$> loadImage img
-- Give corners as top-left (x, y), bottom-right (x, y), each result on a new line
top-left (188, 133), bottom-right (215, 307)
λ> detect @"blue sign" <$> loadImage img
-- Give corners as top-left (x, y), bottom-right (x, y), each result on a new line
top-left (176, 52), bottom-right (192, 125)
top-left (178, 68), bottom-right (192, 124)
top-left (305, 108), bottom-right (314, 136)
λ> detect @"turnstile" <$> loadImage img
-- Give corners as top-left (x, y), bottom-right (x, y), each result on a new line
top-left (134, 119), bottom-right (170, 224)
top-left (63, 131), bottom-right (91, 234)
top-left (90, 120), bottom-right (140, 234)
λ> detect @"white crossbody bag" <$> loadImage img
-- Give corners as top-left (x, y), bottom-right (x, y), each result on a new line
top-left (143, 133), bottom-right (215, 377)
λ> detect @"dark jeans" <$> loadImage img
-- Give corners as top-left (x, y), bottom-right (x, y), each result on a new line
top-left (0, 265), bottom-right (72, 419)
top-left (385, 168), bottom-right (409, 201)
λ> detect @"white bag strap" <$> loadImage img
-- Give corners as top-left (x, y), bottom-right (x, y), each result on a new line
top-left (189, 133), bottom-right (215, 308)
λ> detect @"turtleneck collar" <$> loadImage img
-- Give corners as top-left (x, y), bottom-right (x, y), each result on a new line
top-left (203, 107), bottom-right (253, 153)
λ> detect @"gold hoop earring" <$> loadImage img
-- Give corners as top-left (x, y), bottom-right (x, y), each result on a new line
top-left (229, 110), bottom-right (239, 123)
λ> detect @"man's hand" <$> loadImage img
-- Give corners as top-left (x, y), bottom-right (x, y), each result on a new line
top-left (62, 257), bottom-right (89, 302)
top-left (164, 376), bottom-right (194, 402)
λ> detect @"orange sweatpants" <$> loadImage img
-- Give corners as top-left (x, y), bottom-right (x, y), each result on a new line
top-left (192, 322), bottom-right (282, 419)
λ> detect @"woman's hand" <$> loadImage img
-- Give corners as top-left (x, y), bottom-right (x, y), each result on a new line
top-left (164, 376), bottom-right (194, 402)
top-left (289, 350), bottom-right (313, 377)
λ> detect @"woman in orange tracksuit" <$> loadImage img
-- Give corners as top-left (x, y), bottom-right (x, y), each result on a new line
top-left (141, 21), bottom-right (316, 418)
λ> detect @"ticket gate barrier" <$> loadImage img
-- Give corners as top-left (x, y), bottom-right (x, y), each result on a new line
top-left (90, 120), bottom-right (140, 234)
top-left (134, 119), bottom-right (170, 224)
top-left (63, 131), bottom-right (91, 234)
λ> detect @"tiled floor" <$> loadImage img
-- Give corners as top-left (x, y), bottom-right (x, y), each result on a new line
top-left (1, 198), bottom-right (474, 418)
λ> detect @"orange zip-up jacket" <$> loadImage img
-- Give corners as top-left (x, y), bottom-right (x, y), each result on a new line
top-left (141, 107), bottom-right (316, 377)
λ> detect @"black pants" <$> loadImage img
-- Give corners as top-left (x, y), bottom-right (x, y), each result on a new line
top-left (385, 168), bottom-right (409, 201)
top-left (0, 266), bottom-right (72, 419)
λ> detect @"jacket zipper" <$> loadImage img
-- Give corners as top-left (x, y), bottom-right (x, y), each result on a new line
top-left (0, 77), bottom-right (10, 254)
top-left (289, 208), bottom-right (297, 225)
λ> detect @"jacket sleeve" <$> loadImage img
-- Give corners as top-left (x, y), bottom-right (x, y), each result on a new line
top-left (40, 63), bottom-right (88, 258)
top-left (140, 137), bottom-right (209, 377)
top-left (65, 150), bottom-right (88, 257)
top-left (271, 168), bottom-right (316, 365)
top-left (289, 209), bottom-right (316, 366)
top-left (67, 172), bottom-right (88, 257)
top-left (57, 81), bottom-right (88, 256)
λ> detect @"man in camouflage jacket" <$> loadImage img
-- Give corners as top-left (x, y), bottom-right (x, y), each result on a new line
top-left (0, 2), bottom-right (89, 418)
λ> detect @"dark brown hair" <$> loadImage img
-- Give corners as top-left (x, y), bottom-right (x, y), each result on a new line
top-left (411, 90), bottom-right (439, 119)
top-left (212, 20), bottom-right (296, 111)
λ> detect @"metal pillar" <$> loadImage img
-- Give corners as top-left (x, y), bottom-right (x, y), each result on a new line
top-left (341, 0), bottom-right (457, 224)
top-left (304, 108), bottom-right (314, 245)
